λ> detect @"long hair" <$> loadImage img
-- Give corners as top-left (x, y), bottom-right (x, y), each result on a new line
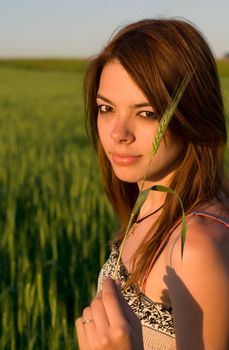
top-left (84, 18), bottom-right (229, 286)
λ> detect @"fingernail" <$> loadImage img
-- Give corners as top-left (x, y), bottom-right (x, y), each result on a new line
top-left (105, 276), bottom-right (112, 282)
top-left (95, 291), bottom-right (102, 298)
top-left (115, 278), bottom-right (121, 286)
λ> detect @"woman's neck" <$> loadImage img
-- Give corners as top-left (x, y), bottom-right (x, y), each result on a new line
top-left (137, 187), bottom-right (166, 221)
top-left (137, 174), bottom-right (173, 219)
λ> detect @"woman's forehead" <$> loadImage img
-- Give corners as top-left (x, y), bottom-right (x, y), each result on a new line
top-left (98, 61), bottom-right (150, 105)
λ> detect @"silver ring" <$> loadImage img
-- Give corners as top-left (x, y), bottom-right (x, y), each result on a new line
top-left (82, 318), bottom-right (94, 324)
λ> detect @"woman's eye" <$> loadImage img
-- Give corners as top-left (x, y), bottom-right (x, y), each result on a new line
top-left (138, 111), bottom-right (157, 119)
top-left (98, 105), bottom-right (113, 114)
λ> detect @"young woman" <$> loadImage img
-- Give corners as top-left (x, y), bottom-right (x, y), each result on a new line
top-left (76, 18), bottom-right (229, 350)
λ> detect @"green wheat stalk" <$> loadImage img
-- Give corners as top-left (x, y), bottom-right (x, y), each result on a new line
top-left (112, 73), bottom-right (193, 280)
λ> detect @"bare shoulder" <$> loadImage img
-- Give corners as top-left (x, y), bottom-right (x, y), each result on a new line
top-left (164, 210), bottom-right (229, 349)
top-left (167, 210), bottom-right (229, 270)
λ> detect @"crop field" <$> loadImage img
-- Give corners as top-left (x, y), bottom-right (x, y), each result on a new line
top-left (0, 59), bottom-right (229, 349)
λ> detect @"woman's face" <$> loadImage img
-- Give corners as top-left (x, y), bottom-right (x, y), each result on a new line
top-left (97, 59), bottom-right (183, 188)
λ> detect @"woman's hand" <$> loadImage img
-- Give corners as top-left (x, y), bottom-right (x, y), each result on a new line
top-left (76, 277), bottom-right (143, 350)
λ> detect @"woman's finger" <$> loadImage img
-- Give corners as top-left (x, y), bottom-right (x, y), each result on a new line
top-left (82, 306), bottom-right (97, 349)
top-left (75, 316), bottom-right (89, 350)
top-left (91, 291), bottom-right (110, 334)
top-left (101, 277), bottom-right (129, 328)
top-left (114, 279), bottom-right (141, 325)
top-left (114, 279), bottom-right (144, 349)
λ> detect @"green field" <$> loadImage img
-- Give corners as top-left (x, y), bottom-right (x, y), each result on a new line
top-left (0, 59), bottom-right (229, 349)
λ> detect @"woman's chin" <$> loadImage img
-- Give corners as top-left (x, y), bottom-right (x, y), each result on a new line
top-left (112, 170), bottom-right (143, 184)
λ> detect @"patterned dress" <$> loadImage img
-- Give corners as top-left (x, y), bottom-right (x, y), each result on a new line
top-left (97, 243), bottom-right (176, 350)
top-left (97, 211), bottom-right (229, 350)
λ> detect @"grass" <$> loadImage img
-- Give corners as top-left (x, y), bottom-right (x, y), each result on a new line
top-left (0, 58), bottom-right (228, 349)
top-left (0, 58), bottom-right (89, 73)
top-left (0, 61), bottom-right (116, 349)
top-left (217, 59), bottom-right (229, 78)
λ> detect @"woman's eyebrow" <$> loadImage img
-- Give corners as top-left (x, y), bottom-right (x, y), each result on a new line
top-left (131, 102), bottom-right (152, 109)
top-left (96, 93), bottom-right (152, 109)
top-left (96, 94), bottom-right (113, 104)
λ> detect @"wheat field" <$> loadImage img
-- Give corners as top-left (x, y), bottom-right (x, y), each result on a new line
top-left (0, 59), bottom-right (228, 349)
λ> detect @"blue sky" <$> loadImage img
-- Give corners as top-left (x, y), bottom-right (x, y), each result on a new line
top-left (0, 0), bottom-right (228, 58)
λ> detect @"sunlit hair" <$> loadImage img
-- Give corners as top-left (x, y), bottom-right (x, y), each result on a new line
top-left (84, 18), bottom-right (229, 286)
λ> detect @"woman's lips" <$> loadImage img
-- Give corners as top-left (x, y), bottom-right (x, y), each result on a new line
top-left (111, 152), bottom-right (142, 165)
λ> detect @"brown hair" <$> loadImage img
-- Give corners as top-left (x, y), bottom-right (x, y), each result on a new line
top-left (84, 18), bottom-right (229, 286)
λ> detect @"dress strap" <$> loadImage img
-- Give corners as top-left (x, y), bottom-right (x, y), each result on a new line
top-left (191, 211), bottom-right (229, 227)
top-left (140, 211), bottom-right (229, 293)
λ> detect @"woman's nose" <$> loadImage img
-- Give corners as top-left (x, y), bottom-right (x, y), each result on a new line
top-left (110, 118), bottom-right (135, 144)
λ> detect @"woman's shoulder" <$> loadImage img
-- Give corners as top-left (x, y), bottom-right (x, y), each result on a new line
top-left (167, 203), bottom-right (229, 270)
top-left (164, 204), bottom-right (229, 349)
